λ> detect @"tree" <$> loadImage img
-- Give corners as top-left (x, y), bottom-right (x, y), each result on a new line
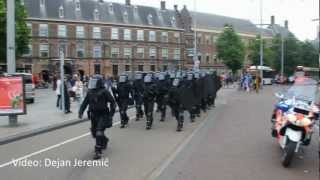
top-left (216, 24), bottom-right (245, 74)
top-left (0, 0), bottom-right (30, 65)
top-left (298, 41), bottom-right (318, 67)
top-left (247, 35), bottom-right (274, 66)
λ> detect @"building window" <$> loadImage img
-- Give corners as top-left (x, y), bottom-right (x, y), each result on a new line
top-left (125, 65), bottom-right (130, 71)
top-left (59, 44), bottom-right (67, 57)
top-left (112, 65), bottom-right (118, 76)
top-left (149, 47), bottom-right (156, 59)
top-left (76, 43), bottom-right (85, 58)
top-left (137, 30), bottom-right (144, 41)
top-left (174, 32), bottom-right (180, 43)
top-left (76, 26), bottom-right (85, 38)
top-left (93, 45), bottom-right (101, 58)
top-left (137, 47), bottom-right (144, 59)
top-left (92, 27), bottom-right (101, 39)
top-left (174, 48), bottom-right (180, 60)
top-left (111, 28), bottom-right (119, 40)
top-left (150, 65), bottom-right (155, 71)
top-left (75, 0), bottom-right (80, 11)
top-left (149, 31), bottom-right (156, 42)
top-left (171, 17), bottom-right (176, 26)
top-left (206, 54), bottom-right (210, 63)
top-left (93, 8), bottom-right (99, 21)
top-left (109, 3), bottom-right (114, 14)
top-left (123, 11), bottom-right (129, 23)
top-left (39, 44), bottom-right (49, 57)
top-left (163, 65), bottom-right (168, 71)
top-left (138, 65), bottom-right (143, 71)
top-left (161, 48), bottom-right (168, 59)
top-left (123, 48), bottom-right (132, 58)
top-left (58, 25), bottom-right (67, 37)
top-left (27, 23), bottom-right (32, 36)
top-left (124, 29), bottom-right (131, 40)
top-left (39, 24), bottom-right (48, 37)
top-left (111, 47), bottom-right (120, 58)
top-left (59, 6), bottom-right (64, 18)
top-left (23, 44), bottom-right (32, 56)
top-left (161, 32), bottom-right (168, 42)
top-left (94, 64), bottom-right (101, 74)
top-left (147, 14), bottom-right (153, 25)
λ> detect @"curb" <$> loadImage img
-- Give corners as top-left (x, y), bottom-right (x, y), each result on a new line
top-left (0, 106), bottom-right (135, 146)
top-left (0, 118), bottom-right (89, 146)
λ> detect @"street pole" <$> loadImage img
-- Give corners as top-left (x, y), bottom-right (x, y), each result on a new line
top-left (259, 0), bottom-right (264, 85)
top-left (193, 0), bottom-right (198, 71)
top-left (60, 50), bottom-right (65, 113)
top-left (281, 33), bottom-right (284, 78)
top-left (7, 0), bottom-right (18, 126)
top-left (7, 0), bottom-right (15, 73)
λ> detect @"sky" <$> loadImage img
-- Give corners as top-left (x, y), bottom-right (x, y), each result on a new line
top-left (111, 0), bottom-right (319, 41)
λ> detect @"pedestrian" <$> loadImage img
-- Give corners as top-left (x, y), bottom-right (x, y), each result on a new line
top-left (63, 78), bottom-right (72, 114)
top-left (132, 72), bottom-right (145, 121)
top-left (143, 74), bottom-right (157, 130)
top-left (112, 74), bottom-right (133, 128)
top-left (55, 75), bottom-right (62, 109)
top-left (79, 75), bottom-right (116, 159)
top-left (168, 78), bottom-right (184, 131)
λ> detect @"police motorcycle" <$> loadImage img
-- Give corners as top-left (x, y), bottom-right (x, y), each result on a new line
top-left (271, 78), bottom-right (319, 167)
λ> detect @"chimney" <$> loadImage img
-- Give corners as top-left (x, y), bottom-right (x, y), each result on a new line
top-left (174, 4), bottom-right (178, 11)
top-left (284, 20), bottom-right (288, 29)
top-left (125, 0), bottom-right (130, 6)
top-left (271, 16), bottom-right (275, 25)
top-left (161, 1), bottom-right (166, 10)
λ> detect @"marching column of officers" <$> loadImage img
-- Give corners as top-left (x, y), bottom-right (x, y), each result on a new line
top-left (79, 70), bottom-right (222, 159)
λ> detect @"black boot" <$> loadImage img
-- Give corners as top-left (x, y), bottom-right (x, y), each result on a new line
top-left (93, 151), bottom-right (102, 160)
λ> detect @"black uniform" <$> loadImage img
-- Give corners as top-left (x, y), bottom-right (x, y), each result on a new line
top-left (112, 78), bottom-right (133, 128)
top-left (133, 78), bottom-right (144, 121)
top-left (79, 75), bottom-right (116, 159)
top-left (156, 75), bottom-right (170, 121)
top-left (143, 75), bottom-right (157, 130)
top-left (168, 78), bottom-right (184, 131)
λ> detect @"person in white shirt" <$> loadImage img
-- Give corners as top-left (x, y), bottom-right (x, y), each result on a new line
top-left (56, 76), bottom-right (62, 108)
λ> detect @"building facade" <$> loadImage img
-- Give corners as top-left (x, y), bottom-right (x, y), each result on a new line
top-left (15, 0), bottom-right (277, 77)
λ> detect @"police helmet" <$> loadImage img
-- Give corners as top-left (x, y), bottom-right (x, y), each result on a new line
top-left (194, 72), bottom-right (200, 79)
top-left (187, 73), bottom-right (194, 80)
top-left (169, 72), bottom-right (176, 79)
top-left (172, 78), bottom-right (180, 87)
top-left (158, 73), bottom-right (165, 81)
top-left (88, 74), bottom-right (104, 89)
top-left (119, 74), bottom-right (127, 83)
top-left (144, 74), bottom-right (152, 83)
top-left (135, 72), bottom-right (143, 80)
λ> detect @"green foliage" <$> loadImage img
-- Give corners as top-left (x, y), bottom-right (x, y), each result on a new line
top-left (216, 24), bottom-right (245, 74)
top-left (0, 0), bottom-right (30, 63)
top-left (248, 35), bottom-right (274, 66)
top-left (270, 33), bottom-right (318, 75)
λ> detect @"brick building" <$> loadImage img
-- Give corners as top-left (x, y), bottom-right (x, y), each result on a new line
top-left (12, 0), bottom-right (280, 77)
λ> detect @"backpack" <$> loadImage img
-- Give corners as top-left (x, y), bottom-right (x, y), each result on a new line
top-left (89, 89), bottom-right (108, 112)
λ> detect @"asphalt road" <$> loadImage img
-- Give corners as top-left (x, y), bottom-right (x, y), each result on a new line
top-left (0, 86), bottom-right (318, 180)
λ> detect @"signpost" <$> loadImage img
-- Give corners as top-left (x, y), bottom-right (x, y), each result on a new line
top-left (0, 75), bottom-right (26, 126)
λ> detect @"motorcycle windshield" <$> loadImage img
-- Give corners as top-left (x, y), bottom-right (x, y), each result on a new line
top-left (284, 77), bottom-right (318, 102)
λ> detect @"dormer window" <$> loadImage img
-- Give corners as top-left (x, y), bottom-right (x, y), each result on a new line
top-left (171, 17), bottom-right (176, 26)
top-left (133, 6), bottom-right (138, 14)
top-left (109, 3), bottom-right (114, 14)
top-left (40, 0), bottom-right (45, 7)
top-left (147, 14), bottom-right (153, 25)
top-left (123, 11), bottom-right (129, 23)
top-left (59, 6), bottom-right (64, 18)
top-left (75, 0), bottom-right (80, 11)
top-left (94, 8), bottom-right (99, 21)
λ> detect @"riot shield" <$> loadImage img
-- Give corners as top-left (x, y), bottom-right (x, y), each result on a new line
top-left (179, 81), bottom-right (197, 110)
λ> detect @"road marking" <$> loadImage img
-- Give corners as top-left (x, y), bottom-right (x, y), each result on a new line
top-left (146, 113), bottom-right (211, 180)
top-left (0, 118), bottom-right (131, 168)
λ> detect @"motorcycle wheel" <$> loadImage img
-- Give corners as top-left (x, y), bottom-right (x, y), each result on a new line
top-left (281, 139), bottom-right (296, 167)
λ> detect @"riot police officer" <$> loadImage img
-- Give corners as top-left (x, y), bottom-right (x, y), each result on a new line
top-left (143, 74), bottom-right (157, 130)
top-left (168, 78), bottom-right (184, 131)
top-left (193, 72), bottom-right (202, 117)
top-left (132, 72), bottom-right (144, 121)
top-left (112, 74), bottom-right (133, 128)
top-left (185, 72), bottom-right (197, 122)
top-left (79, 75), bottom-right (116, 160)
top-left (156, 72), bottom-right (170, 121)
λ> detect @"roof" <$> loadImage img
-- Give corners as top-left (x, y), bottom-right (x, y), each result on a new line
top-left (267, 24), bottom-right (291, 38)
top-left (190, 12), bottom-right (260, 35)
top-left (24, 0), bottom-right (178, 29)
top-left (23, 0), bottom-right (267, 36)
